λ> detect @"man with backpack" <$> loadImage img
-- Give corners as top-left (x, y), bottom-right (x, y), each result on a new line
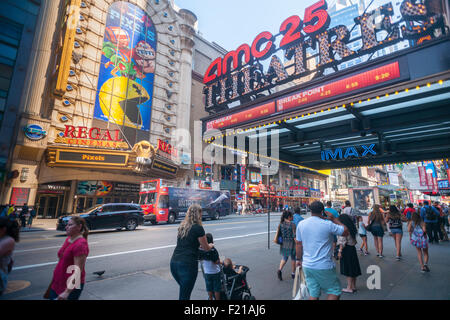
top-left (433, 202), bottom-right (449, 242)
top-left (420, 201), bottom-right (440, 244)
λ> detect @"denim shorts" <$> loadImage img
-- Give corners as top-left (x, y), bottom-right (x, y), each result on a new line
top-left (303, 267), bottom-right (341, 298)
top-left (390, 228), bottom-right (403, 234)
top-left (204, 272), bottom-right (222, 292)
top-left (371, 225), bottom-right (385, 237)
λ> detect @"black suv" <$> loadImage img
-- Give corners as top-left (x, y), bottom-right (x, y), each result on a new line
top-left (57, 203), bottom-right (144, 232)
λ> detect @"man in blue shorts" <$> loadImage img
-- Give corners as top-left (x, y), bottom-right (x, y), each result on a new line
top-left (296, 201), bottom-right (349, 300)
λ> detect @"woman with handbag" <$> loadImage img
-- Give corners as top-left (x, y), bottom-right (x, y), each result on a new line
top-left (46, 216), bottom-right (89, 300)
top-left (337, 214), bottom-right (362, 294)
top-left (275, 211), bottom-right (296, 281)
top-left (368, 205), bottom-right (387, 258)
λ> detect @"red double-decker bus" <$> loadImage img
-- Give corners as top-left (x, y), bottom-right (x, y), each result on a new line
top-left (139, 179), bottom-right (231, 225)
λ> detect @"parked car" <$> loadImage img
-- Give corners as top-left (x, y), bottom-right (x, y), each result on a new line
top-left (57, 203), bottom-right (144, 232)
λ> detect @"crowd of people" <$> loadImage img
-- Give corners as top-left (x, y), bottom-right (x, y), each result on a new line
top-left (0, 204), bottom-right (36, 229)
top-left (274, 199), bottom-right (450, 299)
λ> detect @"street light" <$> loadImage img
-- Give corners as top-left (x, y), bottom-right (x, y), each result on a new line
top-left (261, 163), bottom-right (271, 250)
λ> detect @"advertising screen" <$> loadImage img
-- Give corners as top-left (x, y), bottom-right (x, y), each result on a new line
top-left (94, 1), bottom-right (156, 144)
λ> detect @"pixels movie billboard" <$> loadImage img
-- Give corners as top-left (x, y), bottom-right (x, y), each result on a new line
top-left (94, 2), bottom-right (156, 134)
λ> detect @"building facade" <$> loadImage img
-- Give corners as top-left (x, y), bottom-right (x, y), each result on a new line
top-left (1, 0), bottom-right (198, 218)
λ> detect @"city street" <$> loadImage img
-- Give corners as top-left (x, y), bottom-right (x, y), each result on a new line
top-left (2, 213), bottom-right (449, 300)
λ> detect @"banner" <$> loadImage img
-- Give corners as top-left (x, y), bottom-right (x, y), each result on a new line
top-left (418, 166), bottom-right (427, 186)
top-left (94, 1), bottom-right (156, 141)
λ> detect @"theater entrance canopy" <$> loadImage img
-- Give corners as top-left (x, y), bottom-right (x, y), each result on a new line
top-left (201, 1), bottom-right (450, 171)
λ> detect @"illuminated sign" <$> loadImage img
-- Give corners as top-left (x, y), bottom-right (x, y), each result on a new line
top-left (151, 159), bottom-right (178, 175)
top-left (277, 61), bottom-right (401, 112)
top-left (157, 139), bottom-right (178, 158)
top-left (46, 147), bottom-right (133, 169)
top-left (206, 101), bottom-right (275, 130)
top-left (24, 124), bottom-right (47, 141)
top-left (206, 61), bottom-right (401, 130)
top-left (203, 0), bottom-right (446, 110)
top-left (54, 125), bottom-right (129, 149)
top-left (321, 144), bottom-right (377, 161)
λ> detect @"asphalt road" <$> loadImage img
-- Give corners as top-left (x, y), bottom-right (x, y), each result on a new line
top-left (2, 213), bottom-right (450, 300)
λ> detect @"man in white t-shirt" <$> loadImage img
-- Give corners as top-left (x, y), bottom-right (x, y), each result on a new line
top-left (296, 201), bottom-right (349, 300)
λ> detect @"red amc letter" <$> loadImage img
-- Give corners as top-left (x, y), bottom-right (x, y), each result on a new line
top-left (77, 127), bottom-right (88, 139)
top-left (89, 127), bottom-right (100, 140)
top-left (64, 125), bottom-right (76, 138)
top-left (222, 44), bottom-right (252, 74)
top-left (251, 31), bottom-right (274, 60)
top-left (203, 57), bottom-right (222, 84)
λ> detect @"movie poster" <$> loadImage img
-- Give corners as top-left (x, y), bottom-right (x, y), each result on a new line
top-left (94, 2), bottom-right (156, 141)
top-left (353, 189), bottom-right (375, 214)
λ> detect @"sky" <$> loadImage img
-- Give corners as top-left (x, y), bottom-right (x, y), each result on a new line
top-left (173, 0), bottom-right (313, 51)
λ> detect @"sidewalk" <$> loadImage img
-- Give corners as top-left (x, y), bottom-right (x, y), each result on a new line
top-left (19, 218), bottom-right (57, 232)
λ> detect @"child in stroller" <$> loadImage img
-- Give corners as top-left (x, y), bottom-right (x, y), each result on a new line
top-left (221, 258), bottom-right (255, 300)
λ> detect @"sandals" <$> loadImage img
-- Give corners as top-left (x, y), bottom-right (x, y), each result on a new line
top-left (342, 288), bottom-right (357, 293)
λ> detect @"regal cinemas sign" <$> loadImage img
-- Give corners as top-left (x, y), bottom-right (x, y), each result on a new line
top-left (203, 0), bottom-right (446, 109)
top-left (54, 125), bottom-right (129, 149)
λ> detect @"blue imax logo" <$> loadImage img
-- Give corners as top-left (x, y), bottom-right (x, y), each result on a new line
top-left (321, 144), bottom-right (377, 161)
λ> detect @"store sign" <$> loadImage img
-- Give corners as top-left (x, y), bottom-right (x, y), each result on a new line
top-left (203, 0), bottom-right (446, 110)
top-left (24, 124), bottom-right (47, 141)
top-left (10, 188), bottom-right (30, 206)
top-left (151, 159), bottom-right (178, 175)
top-left (55, 125), bottom-right (128, 149)
top-left (321, 144), bottom-right (377, 161)
top-left (157, 139), bottom-right (178, 159)
top-left (47, 147), bottom-right (131, 169)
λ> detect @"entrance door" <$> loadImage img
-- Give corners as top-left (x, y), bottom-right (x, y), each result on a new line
top-left (76, 197), bottom-right (86, 213)
top-left (47, 197), bottom-right (58, 218)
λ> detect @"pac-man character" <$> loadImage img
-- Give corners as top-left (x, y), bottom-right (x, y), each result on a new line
top-left (98, 77), bottom-right (149, 129)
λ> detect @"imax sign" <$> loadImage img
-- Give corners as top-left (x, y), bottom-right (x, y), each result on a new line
top-left (321, 144), bottom-right (377, 161)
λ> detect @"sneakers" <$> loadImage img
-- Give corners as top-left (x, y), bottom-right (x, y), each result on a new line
top-left (364, 251), bottom-right (369, 255)
top-left (359, 248), bottom-right (364, 254)
top-left (291, 273), bottom-right (295, 279)
top-left (396, 256), bottom-right (401, 261)
top-left (424, 265), bottom-right (430, 272)
top-left (277, 270), bottom-right (282, 281)
top-left (377, 254), bottom-right (384, 258)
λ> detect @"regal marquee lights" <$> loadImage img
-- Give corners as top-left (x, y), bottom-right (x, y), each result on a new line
top-left (203, 0), bottom-right (446, 110)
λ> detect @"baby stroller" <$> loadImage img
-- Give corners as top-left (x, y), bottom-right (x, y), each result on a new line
top-left (220, 264), bottom-right (255, 300)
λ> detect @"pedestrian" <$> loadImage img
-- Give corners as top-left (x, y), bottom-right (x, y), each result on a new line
top-left (420, 201), bottom-right (440, 244)
top-left (276, 211), bottom-right (296, 281)
top-left (408, 211), bottom-right (430, 273)
top-left (433, 202), bottom-right (449, 242)
top-left (342, 200), bottom-right (357, 225)
top-left (368, 204), bottom-right (387, 258)
top-left (0, 206), bottom-right (7, 218)
top-left (403, 203), bottom-right (416, 221)
top-left (293, 207), bottom-right (304, 228)
top-left (443, 203), bottom-right (449, 233)
top-left (337, 214), bottom-right (362, 294)
top-left (199, 233), bottom-right (221, 300)
top-left (385, 205), bottom-right (408, 260)
top-left (295, 201), bottom-right (349, 300)
top-left (27, 207), bottom-right (36, 228)
top-left (170, 204), bottom-right (212, 300)
top-left (7, 205), bottom-right (14, 217)
top-left (0, 217), bottom-right (20, 296)
top-left (356, 216), bottom-right (369, 255)
top-left (20, 205), bottom-right (28, 229)
top-left (46, 216), bottom-right (89, 300)
top-left (325, 201), bottom-right (340, 260)
top-left (237, 203), bottom-right (242, 215)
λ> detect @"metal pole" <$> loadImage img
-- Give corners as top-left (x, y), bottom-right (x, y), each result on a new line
top-left (268, 172), bottom-right (271, 250)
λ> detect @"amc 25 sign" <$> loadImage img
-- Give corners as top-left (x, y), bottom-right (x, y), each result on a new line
top-left (203, 0), bottom-right (446, 110)
top-left (321, 144), bottom-right (377, 161)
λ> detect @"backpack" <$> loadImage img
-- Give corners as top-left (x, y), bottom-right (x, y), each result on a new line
top-left (425, 206), bottom-right (435, 221)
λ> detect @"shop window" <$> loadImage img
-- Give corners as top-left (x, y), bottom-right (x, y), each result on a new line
top-left (104, 197), bottom-right (111, 204)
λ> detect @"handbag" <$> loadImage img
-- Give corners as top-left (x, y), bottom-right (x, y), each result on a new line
top-left (293, 266), bottom-right (309, 300)
top-left (273, 224), bottom-right (283, 245)
top-left (365, 219), bottom-right (373, 232)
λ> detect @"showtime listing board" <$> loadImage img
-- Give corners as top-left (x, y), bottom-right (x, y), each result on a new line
top-left (94, 1), bottom-right (156, 134)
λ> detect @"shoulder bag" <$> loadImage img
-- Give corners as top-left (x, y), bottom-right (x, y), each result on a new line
top-left (293, 266), bottom-right (310, 300)
top-left (273, 224), bottom-right (283, 245)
